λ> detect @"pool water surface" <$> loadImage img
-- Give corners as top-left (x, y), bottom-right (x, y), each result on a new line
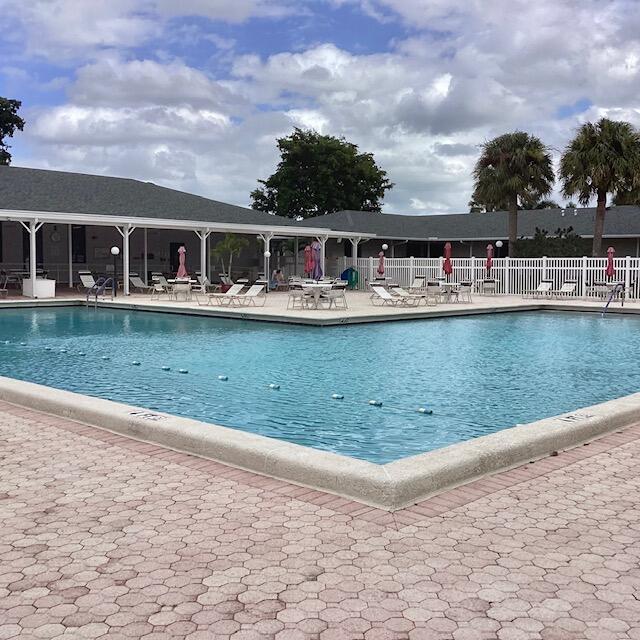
top-left (1, 307), bottom-right (639, 463)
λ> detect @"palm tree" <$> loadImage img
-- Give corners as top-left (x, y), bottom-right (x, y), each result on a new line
top-left (560, 118), bottom-right (640, 256)
top-left (212, 233), bottom-right (249, 278)
top-left (472, 132), bottom-right (554, 257)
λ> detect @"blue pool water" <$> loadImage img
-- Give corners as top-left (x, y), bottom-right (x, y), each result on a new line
top-left (1, 307), bottom-right (639, 464)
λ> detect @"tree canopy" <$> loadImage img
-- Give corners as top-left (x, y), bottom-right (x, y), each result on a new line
top-left (0, 97), bottom-right (25, 165)
top-left (251, 128), bottom-right (393, 219)
top-left (560, 118), bottom-right (640, 256)
top-left (471, 132), bottom-right (554, 256)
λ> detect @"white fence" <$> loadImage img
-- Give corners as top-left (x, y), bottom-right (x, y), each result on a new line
top-left (340, 256), bottom-right (640, 300)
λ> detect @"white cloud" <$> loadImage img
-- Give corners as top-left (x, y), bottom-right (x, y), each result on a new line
top-left (9, 0), bottom-right (640, 215)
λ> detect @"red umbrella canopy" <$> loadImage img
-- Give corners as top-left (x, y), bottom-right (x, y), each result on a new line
top-left (443, 242), bottom-right (453, 275)
top-left (606, 246), bottom-right (616, 279)
top-left (486, 244), bottom-right (494, 272)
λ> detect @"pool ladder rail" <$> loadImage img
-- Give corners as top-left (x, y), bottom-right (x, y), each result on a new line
top-left (601, 283), bottom-right (625, 317)
top-left (86, 277), bottom-right (114, 309)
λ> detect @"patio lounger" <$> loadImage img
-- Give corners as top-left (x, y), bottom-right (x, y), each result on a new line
top-left (129, 276), bottom-right (153, 293)
top-left (370, 285), bottom-right (418, 306)
top-left (551, 280), bottom-right (577, 298)
top-left (230, 284), bottom-right (266, 307)
top-left (77, 271), bottom-right (96, 292)
top-left (391, 287), bottom-right (437, 307)
top-left (199, 283), bottom-right (244, 306)
top-left (408, 276), bottom-right (426, 291)
top-left (523, 280), bottom-right (553, 299)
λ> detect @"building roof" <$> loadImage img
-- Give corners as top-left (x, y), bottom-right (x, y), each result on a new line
top-left (0, 166), bottom-right (300, 228)
top-left (297, 207), bottom-right (640, 240)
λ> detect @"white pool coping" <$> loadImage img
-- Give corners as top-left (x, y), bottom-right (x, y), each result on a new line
top-left (1, 374), bottom-right (639, 510)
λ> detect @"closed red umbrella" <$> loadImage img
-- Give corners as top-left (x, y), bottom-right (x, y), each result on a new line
top-left (443, 242), bottom-right (453, 277)
top-left (486, 243), bottom-right (494, 273)
top-left (303, 244), bottom-right (313, 277)
top-left (377, 251), bottom-right (385, 276)
top-left (606, 246), bottom-right (616, 279)
top-left (176, 245), bottom-right (188, 278)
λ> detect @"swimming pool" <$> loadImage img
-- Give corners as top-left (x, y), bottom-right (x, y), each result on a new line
top-left (1, 307), bottom-right (638, 463)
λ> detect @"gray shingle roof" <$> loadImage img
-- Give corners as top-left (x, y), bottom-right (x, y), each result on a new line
top-left (297, 207), bottom-right (640, 239)
top-left (0, 166), bottom-right (299, 227)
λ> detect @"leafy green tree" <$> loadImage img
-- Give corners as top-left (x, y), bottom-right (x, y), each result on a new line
top-left (472, 132), bottom-right (554, 256)
top-left (514, 227), bottom-right (591, 257)
top-left (613, 186), bottom-right (640, 206)
top-left (560, 118), bottom-right (640, 256)
top-left (0, 97), bottom-right (25, 165)
top-left (212, 233), bottom-right (249, 278)
top-left (251, 128), bottom-right (393, 219)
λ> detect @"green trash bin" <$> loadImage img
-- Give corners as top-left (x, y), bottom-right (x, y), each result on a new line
top-left (341, 267), bottom-right (359, 290)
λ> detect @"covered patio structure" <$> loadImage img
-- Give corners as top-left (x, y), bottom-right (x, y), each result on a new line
top-left (0, 167), bottom-right (371, 298)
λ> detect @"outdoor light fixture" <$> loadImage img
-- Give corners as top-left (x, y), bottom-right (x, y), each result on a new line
top-left (111, 246), bottom-right (120, 297)
top-left (264, 251), bottom-right (271, 258)
top-left (382, 243), bottom-right (389, 251)
top-left (495, 240), bottom-right (503, 259)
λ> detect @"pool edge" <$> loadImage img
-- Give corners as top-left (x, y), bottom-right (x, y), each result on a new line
top-left (1, 375), bottom-right (639, 511)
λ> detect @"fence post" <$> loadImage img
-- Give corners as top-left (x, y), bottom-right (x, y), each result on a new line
top-left (542, 256), bottom-right (548, 280)
top-left (581, 256), bottom-right (587, 298)
top-left (504, 257), bottom-right (510, 295)
top-left (625, 256), bottom-right (631, 300)
top-left (471, 256), bottom-right (476, 285)
top-left (409, 256), bottom-right (415, 284)
top-left (368, 256), bottom-right (374, 285)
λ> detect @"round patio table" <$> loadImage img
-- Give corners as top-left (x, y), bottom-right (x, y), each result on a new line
top-left (301, 283), bottom-right (333, 309)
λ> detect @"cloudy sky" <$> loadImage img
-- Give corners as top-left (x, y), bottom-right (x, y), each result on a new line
top-left (1, 0), bottom-right (639, 214)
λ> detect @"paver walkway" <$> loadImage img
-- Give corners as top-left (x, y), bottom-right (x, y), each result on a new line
top-left (2, 401), bottom-right (640, 639)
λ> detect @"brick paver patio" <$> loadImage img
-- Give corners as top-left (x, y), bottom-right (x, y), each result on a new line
top-left (2, 400), bottom-right (640, 639)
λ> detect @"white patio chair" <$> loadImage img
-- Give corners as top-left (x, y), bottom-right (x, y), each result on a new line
top-left (77, 271), bottom-right (96, 292)
top-left (481, 279), bottom-right (497, 296)
top-left (230, 284), bottom-right (266, 307)
top-left (287, 289), bottom-right (312, 309)
top-left (0, 271), bottom-right (8, 299)
top-left (129, 275), bottom-right (153, 294)
top-left (200, 283), bottom-right (244, 306)
top-left (551, 280), bottom-right (577, 298)
top-left (458, 281), bottom-right (473, 303)
top-left (323, 288), bottom-right (348, 309)
top-left (392, 287), bottom-right (437, 307)
top-left (523, 280), bottom-right (553, 299)
top-left (370, 285), bottom-right (418, 306)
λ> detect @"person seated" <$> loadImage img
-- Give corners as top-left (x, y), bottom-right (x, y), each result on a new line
top-left (270, 269), bottom-right (287, 290)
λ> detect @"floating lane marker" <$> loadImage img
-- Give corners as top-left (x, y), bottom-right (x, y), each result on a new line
top-left (268, 383), bottom-right (280, 390)
top-left (368, 399), bottom-right (383, 407)
top-left (20, 342), bottom-right (26, 346)
top-left (417, 407), bottom-right (433, 414)
top-left (218, 375), bottom-right (228, 381)
top-left (77, 352), bottom-right (86, 356)
top-left (60, 349), bottom-right (67, 353)
top-left (161, 366), bottom-right (171, 371)
top-left (331, 393), bottom-right (344, 400)
top-left (4, 341), bottom-right (9, 345)
top-left (44, 347), bottom-right (51, 351)
top-left (101, 356), bottom-right (110, 360)
top-left (178, 369), bottom-right (188, 374)
top-left (132, 361), bottom-right (141, 366)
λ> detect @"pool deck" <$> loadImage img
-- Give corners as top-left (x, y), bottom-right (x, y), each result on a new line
top-left (3, 289), bottom-right (640, 325)
top-left (2, 400), bottom-right (640, 639)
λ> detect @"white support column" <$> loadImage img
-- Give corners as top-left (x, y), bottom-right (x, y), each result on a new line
top-left (316, 235), bottom-right (328, 277)
top-left (68, 224), bottom-right (73, 288)
top-left (409, 256), bottom-right (415, 284)
top-left (29, 220), bottom-right (37, 285)
top-left (195, 229), bottom-right (211, 281)
top-left (115, 224), bottom-right (135, 295)
top-left (258, 232), bottom-right (274, 284)
top-left (350, 237), bottom-right (361, 268)
top-left (542, 255), bottom-right (548, 280)
top-left (471, 256), bottom-right (476, 286)
top-left (581, 255), bottom-right (588, 298)
top-left (294, 237), bottom-right (299, 275)
top-left (143, 228), bottom-right (148, 285)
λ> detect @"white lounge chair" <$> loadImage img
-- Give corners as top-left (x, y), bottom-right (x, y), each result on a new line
top-left (551, 280), bottom-right (577, 298)
top-left (129, 275), bottom-right (153, 293)
top-left (523, 280), bottom-right (553, 299)
top-left (391, 287), bottom-right (437, 307)
top-left (77, 271), bottom-right (96, 292)
top-left (370, 285), bottom-right (418, 306)
top-left (229, 284), bottom-right (266, 307)
top-left (408, 276), bottom-right (426, 291)
top-left (199, 283), bottom-right (244, 306)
